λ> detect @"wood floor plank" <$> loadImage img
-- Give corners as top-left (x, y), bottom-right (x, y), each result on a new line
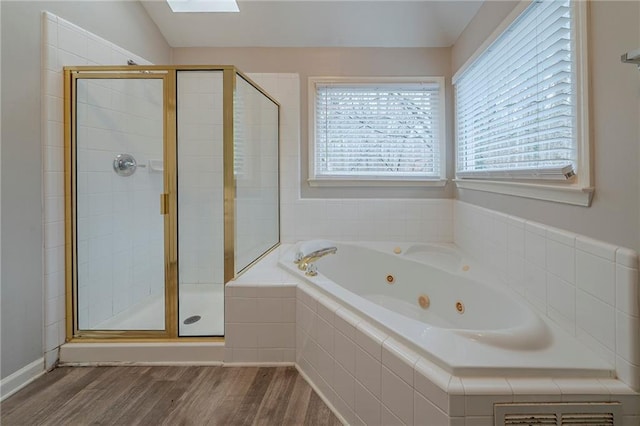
top-left (304, 391), bottom-right (343, 426)
top-left (110, 377), bottom-right (177, 424)
top-left (160, 366), bottom-right (229, 426)
top-left (138, 367), bottom-right (203, 425)
top-left (282, 374), bottom-right (314, 425)
top-left (87, 366), bottom-right (168, 426)
top-left (226, 367), bottom-right (275, 426)
top-left (253, 367), bottom-right (299, 426)
top-left (0, 366), bottom-right (342, 426)
top-left (43, 366), bottom-right (155, 426)
top-left (0, 367), bottom-right (74, 417)
top-left (39, 388), bottom-right (103, 426)
top-left (1, 367), bottom-right (109, 425)
top-left (206, 367), bottom-right (260, 425)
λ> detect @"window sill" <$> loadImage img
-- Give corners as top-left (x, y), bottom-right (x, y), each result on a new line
top-left (308, 178), bottom-right (448, 188)
top-left (453, 179), bottom-right (594, 207)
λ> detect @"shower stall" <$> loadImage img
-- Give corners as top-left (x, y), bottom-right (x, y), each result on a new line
top-left (63, 66), bottom-right (279, 340)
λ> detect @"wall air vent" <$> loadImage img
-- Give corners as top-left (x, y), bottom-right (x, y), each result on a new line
top-left (503, 413), bottom-right (557, 425)
top-left (495, 402), bottom-right (622, 426)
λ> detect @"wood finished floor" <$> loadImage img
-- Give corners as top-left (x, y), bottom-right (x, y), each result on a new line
top-left (1, 366), bottom-right (342, 426)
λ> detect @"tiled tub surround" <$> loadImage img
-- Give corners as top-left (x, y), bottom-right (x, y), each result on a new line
top-left (454, 201), bottom-right (640, 391)
top-left (224, 246), bottom-right (297, 364)
top-left (225, 246), bottom-right (639, 425)
top-left (294, 282), bottom-right (640, 426)
top-left (282, 241), bottom-right (612, 376)
top-left (225, 284), bottom-right (297, 364)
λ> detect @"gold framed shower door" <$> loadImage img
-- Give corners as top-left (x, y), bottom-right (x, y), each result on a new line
top-left (63, 65), bottom-right (280, 341)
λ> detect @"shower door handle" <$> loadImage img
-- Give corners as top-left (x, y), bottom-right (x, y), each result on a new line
top-left (160, 193), bottom-right (169, 215)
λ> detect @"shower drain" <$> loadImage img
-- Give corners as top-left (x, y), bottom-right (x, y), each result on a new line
top-left (183, 315), bottom-right (201, 325)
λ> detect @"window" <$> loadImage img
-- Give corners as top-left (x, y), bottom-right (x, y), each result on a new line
top-left (453, 0), bottom-right (592, 206)
top-left (308, 77), bottom-right (446, 186)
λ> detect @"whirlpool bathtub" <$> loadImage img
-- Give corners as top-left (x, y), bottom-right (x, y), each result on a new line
top-left (280, 240), bottom-right (613, 377)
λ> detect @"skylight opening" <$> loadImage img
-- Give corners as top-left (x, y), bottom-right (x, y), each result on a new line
top-left (167, 0), bottom-right (239, 13)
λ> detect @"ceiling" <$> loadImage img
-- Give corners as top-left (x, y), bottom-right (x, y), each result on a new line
top-left (141, 1), bottom-right (484, 48)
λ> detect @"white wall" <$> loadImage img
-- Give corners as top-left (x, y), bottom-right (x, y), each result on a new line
top-left (1, 1), bottom-right (170, 381)
top-left (451, 1), bottom-right (640, 252)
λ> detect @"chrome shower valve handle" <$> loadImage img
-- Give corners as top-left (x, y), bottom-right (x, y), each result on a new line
top-left (113, 153), bottom-right (138, 177)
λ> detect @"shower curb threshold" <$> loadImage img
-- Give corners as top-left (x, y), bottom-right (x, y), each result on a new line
top-left (59, 342), bottom-right (225, 365)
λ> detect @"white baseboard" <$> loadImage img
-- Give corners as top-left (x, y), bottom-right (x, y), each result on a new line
top-left (60, 361), bottom-right (224, 367)
top-left (0, 358), bottom-right (45, 402)
top-left (223, 362), bottom-right (295, 367)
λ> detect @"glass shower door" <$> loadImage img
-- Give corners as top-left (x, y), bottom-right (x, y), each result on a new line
top-left (73, 73), bottom-right (171, 333)
top-left (234, 74), bottom-right (280, 274)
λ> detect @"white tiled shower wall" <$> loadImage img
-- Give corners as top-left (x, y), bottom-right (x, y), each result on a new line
top-left (177, 71), bottom-right (224, 288)
top-left (42, 12), bottom-right (153, 367)
top-left (454, 201), bottom-right (640, 390)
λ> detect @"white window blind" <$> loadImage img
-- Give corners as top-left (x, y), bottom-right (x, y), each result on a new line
top-left (313, 80), bottom-right (443, 181)
top-left (455, 0), bottom-right (576, 180)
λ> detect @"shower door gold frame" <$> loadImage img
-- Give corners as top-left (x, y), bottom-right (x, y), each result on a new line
top-left (64, 68), bottom-right (178, 339)
top-left (64, 65), bottom-right (280, 342)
